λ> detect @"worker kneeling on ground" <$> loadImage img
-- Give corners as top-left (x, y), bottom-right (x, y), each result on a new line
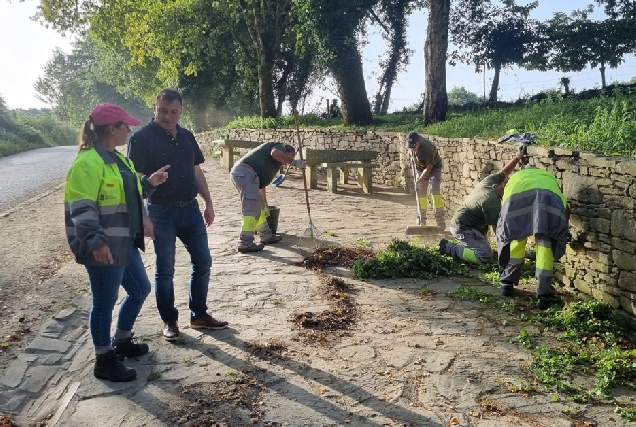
top-left (496, 167), bottom-right (570, 310)
top-left (439, 146), bottom-right (526, 264)
top-left (230, 142), bottom-right (305, 253)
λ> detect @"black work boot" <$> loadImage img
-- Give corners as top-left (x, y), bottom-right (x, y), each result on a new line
top-left (94, 350), bottom-right (137, 382)
top-left (113, 335), bottom-right (149, 358)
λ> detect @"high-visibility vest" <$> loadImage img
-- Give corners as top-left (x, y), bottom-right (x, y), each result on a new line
top-left (64, 144), bottom-right (143, 266)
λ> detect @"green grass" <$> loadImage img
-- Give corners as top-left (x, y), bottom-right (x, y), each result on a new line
top-left (147, 372), bottom-right (163, 381)
top-left (0, 109), bottom-right (76, 157)
top-left (222, 89), bottom-right (636, 156)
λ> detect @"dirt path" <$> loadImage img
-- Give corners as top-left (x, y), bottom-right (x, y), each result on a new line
top-left (0, 160), bottom-right (633, 427)
top-left (0, 187), bottom-right (86, 375)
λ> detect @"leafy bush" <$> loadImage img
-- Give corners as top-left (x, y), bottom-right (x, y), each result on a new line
top-left (0, 97), bottom-right (76, 157)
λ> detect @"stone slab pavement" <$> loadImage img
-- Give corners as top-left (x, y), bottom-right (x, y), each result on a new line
top-left (0, 161), bottom-right (628, 426)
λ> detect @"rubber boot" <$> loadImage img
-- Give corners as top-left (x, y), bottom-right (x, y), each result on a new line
top-left (94, 349), bottom-right (137, 382)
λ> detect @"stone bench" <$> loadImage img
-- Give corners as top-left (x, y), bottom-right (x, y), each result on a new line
top-left (303, 148), bottom-right (379, 192)
top-left (320, 162), bottom-right (378, 193)
top-left (213, 139), bottom-right (262, 172)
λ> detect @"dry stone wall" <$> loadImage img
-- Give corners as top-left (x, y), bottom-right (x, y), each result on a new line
top-left (197, 128), bottom-right (636, 317)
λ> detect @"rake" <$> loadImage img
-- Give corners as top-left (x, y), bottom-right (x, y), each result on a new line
top-left (292, 110), bottom-right (324, 250)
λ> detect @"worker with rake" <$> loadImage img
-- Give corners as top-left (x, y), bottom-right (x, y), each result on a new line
top-left (407, 131), bottom-right (446, 230)
top-left (438, 147), bottom-right (526, 264)
top-left (230, 142), bottom-right (305, 253)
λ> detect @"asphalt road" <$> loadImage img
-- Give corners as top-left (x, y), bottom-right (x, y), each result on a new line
top-left (0, 146), bottom-right (76, 212)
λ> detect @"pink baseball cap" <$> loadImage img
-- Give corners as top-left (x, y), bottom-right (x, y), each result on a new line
top-left (89, 103), bottom-right (141, 126)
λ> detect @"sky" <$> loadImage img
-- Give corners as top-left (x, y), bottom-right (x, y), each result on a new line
top-left (1, 0), bottom-right (635, 113)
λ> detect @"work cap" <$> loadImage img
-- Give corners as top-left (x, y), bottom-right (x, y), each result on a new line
top-left (406, 131), bottom-right (419, 148)
top-left (89, 103), bottom-right (141, 127)
top-left (284, 144), bottom-right (296, 153)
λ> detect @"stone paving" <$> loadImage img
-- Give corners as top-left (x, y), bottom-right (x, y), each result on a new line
top-left (0, 161), bottom-right (630, 427)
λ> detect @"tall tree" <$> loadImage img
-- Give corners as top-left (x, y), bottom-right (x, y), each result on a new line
top-left (423, 0), bottom-right (450, 125)
top-left (367, 0), bottom-right (423, 115)
top-left (214, 1), bottom-right (294, 118)
top-left (34, 39), bottom-right (150, 126)
top-left (538, 8), bottom-right (636, 89)
top-left (36, 0), bottom-right (298, 120)
top-left (450, 0), bottom-right (538, 104)
top-left (304, 0), bottom-right (377, 125)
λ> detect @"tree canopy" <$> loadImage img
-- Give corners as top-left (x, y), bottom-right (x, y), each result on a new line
top-left (450, 0), bottom-right (539, 104)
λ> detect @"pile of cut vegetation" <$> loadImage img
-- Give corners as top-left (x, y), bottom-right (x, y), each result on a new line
top-left (351, 239), bottom-right (466, 280)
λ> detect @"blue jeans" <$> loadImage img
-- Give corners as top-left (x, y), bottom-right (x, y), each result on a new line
top-left (85, 240), bottom-right (152, 348)
top-left (147, 200), bottom-right (212, 322)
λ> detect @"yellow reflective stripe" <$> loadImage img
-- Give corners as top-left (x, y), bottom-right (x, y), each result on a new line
top-left (536, 244), bottom-right (554, 271)
top-left (433, 194), bottom-right (444, 209)
top-left (242, 216), bottom-right (258, 232)
top-left (256, 209), bottom-right (267, 227)
top-left (462, 247), bottom-right (478, 263)
top-left (509, 239), bottom-right (527, 260)
top-left (418, 197), bottom-right (428, 210)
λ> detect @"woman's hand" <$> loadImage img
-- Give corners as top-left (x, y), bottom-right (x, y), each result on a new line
top-left (93, 244), bottom-right (114, 265)
top-left (149, 165), bottom-right (170, 186)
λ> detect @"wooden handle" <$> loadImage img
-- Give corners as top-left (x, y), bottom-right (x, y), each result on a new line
top-left (294, 110), bottom-right (311, 217)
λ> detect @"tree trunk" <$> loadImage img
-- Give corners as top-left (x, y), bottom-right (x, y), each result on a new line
top-left (423, 0), bottom-right (450, 126)
top-left (330, 43), bottom-right (373, 125)
top-left (600, 62), bottom-right (607, 89)
top-left (488, 62), bottom-right (501, 104)
top-left (373, 54), bottom-right (398, 116)
top-left (258, 49), bottom-right (278, 118)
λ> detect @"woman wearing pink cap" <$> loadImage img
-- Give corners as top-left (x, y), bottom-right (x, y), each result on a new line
top-left (64, 104), bottom-right (169, 382)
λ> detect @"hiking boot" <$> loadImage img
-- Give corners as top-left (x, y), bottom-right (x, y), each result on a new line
top-left (537, 295), bottom-right (561, 310)
top-left (113, 335), bottom-right (149, 358)
top-left (438, 238), bottom-right (449, 255)
top-left (94, 350), bottom-right (136, 382)
top-left (163, 322), bottom-right (180, 342)
top-left (500, 283), bottom-right (515, 297)
top-left (190, 314), bottom-right (229, 330)
top-left (260, 234), bottom-right (282, 244)
top-left (238, 242), bottom-right (265, 253)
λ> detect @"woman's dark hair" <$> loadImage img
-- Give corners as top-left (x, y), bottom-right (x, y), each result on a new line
top-left (77, 120), bottom-right (124, 151)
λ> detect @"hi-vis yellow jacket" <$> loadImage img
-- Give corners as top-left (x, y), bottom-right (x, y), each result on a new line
top-left (64, 144), bottom-right (148, 266)
top-left (496, 168), bottom-right (569, 265)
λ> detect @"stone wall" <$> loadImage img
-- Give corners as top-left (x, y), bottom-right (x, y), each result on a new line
top-left (197, 128), bottom-right (636, 317)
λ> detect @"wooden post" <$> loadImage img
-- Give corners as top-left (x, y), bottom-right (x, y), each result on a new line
top-left (222, 146), bottom-right (234, 172)
top-left (339, 167), bottom-right (349, 185)
top-left (306, 164), bottom-right (318, 189)
top-left (358, 161), bottom-right (373, 193)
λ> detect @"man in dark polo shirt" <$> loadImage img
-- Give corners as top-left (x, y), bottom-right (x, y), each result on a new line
top-left (128, 88), bottom-right (227, 342)
top-left (230, 142), bottom-right (305, 253)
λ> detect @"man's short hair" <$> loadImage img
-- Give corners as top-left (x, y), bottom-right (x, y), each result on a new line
top-left (157, 89), bottom-right (183, 105)
top-left (284, 144), bottom-right (296, 153)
